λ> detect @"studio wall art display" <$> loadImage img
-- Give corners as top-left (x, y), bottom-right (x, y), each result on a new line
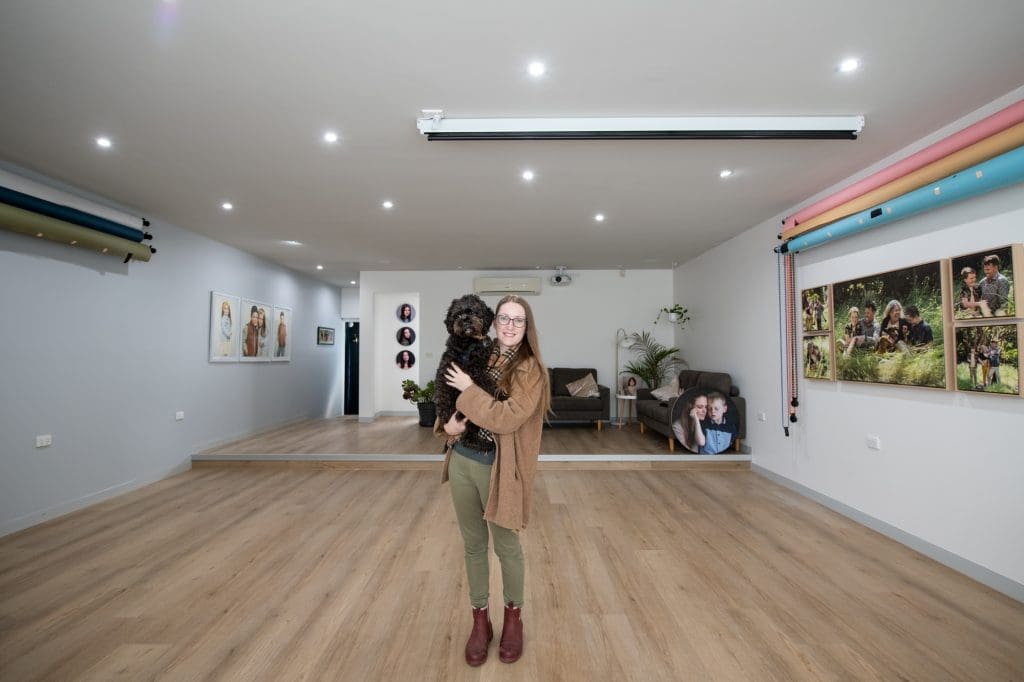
top-left (803, 335), bottom-right (833, 380)
top-left (272, 306), bottom-right (292, 361)
top-left (833, 261), bottom-right (945, 388)
top-left (801, 285), bottom-right (830, 333)
top-left (209, 292), bottom-right (240, 362)
top-left (951, 245), bottom-right (1015, 319)
top-left (397, 303), bottom-right (415, 323)
top-left (240, 299), bottom-right (273, 361)
top-left (954, 324), bottom-right (1019, 395)
top-left (317, 326), bottom-right (335, 345)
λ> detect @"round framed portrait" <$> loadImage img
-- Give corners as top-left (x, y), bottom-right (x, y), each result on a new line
top-left (670, 387), bottom-right (740, 454)
top-left (397, 303), bottom-right (415, 323)
top-left (396, 326), bottom-right (416, 346)
top-left (396, 350), bottom-right (416, 369)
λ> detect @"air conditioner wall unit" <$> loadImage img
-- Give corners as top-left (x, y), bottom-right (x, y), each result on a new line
top-left (473, 277), bottom-right (542, 295)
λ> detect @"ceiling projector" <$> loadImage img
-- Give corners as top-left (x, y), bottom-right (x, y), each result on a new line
top-left (550, 266), bottom-right (572, 286)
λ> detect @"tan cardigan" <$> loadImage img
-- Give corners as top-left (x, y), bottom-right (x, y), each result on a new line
top-left (438, 356), bottom-right (545, 531)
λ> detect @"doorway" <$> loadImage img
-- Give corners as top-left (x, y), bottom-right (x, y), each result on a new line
top-left (344, 321), bottom-right (359, 415)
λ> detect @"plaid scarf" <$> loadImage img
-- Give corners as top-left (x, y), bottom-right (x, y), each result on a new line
top-left (477, 343), bottom-right (519, 445)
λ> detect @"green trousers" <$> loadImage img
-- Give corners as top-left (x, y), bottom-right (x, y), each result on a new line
top-left (448, 451), bottom-right (524, 608)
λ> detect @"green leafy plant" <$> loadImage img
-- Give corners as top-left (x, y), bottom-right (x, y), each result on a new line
top-left (654, 304), bottom-right (691, 329)
top-left (401, 379), bottom-right (435, 404)
top-left (621, 331), bottom-right (686, 389)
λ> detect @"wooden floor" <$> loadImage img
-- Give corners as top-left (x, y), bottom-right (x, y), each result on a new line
top-left (202, 416), bottom-right (680, 456)
top-left (1, 467), bottom-right (1021, 680)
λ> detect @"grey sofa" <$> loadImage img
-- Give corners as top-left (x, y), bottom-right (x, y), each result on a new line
top-left (635, 369), bottom-right (746, 452)
top-left (548, 367), bottom-right (611, 430)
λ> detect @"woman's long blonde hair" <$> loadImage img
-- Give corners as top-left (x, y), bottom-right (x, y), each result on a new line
top-left (495, 295), bottom-right (550, 417)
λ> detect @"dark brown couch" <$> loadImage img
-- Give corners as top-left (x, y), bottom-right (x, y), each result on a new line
top-left (548, 367), bottom-right (610, 430)
top-left (635, 369), bottom-right (746, 452)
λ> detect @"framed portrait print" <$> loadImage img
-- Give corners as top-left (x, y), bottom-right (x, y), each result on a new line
top-left (801, 285), bottom-right (830, 333)
top-left (396, 303), bottom-right (415, 323)
top-left (272, 306), bottom-right (292, 361)
top-left (209, 291), bottom-right (240, 362)
top-left (317, 326), bottom-right (335, 345)
top-left (951, 245), bottom-right (1015, 320)
top-left (395, 350), bottom-right (415, 369)
top-left (803, 335), bottom-right (833, 380)
top-left (240, 298), bottom-right (273, 362)
top-left (954, 324), bottom-right (1019, 395)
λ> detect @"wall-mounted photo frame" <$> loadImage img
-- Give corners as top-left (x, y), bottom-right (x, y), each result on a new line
top-left (240, 299), bottom-right (273, 361)
top-left (209, 291), bottom-right (240, 362)
top-left (954, 323), bottom-right (1019, 395)
top-left (396, 326), bottom-right (416, 346)
top-left (833, 261), bottom-right (945, 388)
top-left (272, 306), bottom-right (292, 361)
top-left (803, 335), bottom-right (833, 380)
top-left (397, 302), bottom-right (415, 323)
top-left (951, 245), bottom-right (1016, 320)
top-left (396, 349), bottom-right (415, 369)
top-left (801, 285), bottom-right (830, 333)
top-left (317, 326), bottom-right (335, 346)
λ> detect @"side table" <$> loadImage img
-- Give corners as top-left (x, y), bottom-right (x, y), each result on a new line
top-left (616, 394), bottom-right (637, 428)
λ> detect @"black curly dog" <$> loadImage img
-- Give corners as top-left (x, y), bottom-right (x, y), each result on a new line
top-left (435, 294), bottom-right (498, 451)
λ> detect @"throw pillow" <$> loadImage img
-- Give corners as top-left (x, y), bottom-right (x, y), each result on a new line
top-left (565, 372), bottom-right (600, 398)
top-left (649, 374), bottom-right (681, 401)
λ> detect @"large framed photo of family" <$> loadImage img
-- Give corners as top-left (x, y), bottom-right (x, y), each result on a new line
top-left (951, 245), bottom-right (1016, 320)
top-left (954, 324), bottom-right (1019, 395)
top-left (240, 298), bottom-right (274, 362)
top-left (833, 261), bottom-right (946, 389)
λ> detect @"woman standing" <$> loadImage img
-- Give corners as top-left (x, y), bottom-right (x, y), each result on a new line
top-left (439, 295), bottom-right (550, 667)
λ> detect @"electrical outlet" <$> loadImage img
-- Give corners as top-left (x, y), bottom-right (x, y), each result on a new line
top-left (757, 412), bottom-right (767, 422)
top-left (175, 411), bottom-right (185, 421)
top-left (35, 434), bottom-right (52, 448)
top-left (865, 435), bottom-right (881, 451)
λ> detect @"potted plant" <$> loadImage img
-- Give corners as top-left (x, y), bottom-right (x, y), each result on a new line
top-left (402, 379), bottom-right (437, 427)
top-left (621, 331), bottom-right (686, 390)
top-left (654, 304), bottom-right (691, 328)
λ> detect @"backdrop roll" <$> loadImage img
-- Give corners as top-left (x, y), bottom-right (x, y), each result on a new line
top-left (787, 120), bottom-right (1024, 238)
top-left (781, 99), bottom-right (1024, 236)
top-left (0, 167), bottom-right (149, 231)
top-left (0, 201), bottom-right (154, 262)
top-left (0, 185), bottom-right (146, 243)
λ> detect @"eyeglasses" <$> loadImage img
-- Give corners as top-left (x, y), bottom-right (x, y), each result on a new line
top-left (496, 314), bottom-right (527, 328)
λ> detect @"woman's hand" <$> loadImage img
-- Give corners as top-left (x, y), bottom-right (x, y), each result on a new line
top-left (444, 362), bottom-right (475, 392)
top-left (443, 413), bottom-right (467, 436)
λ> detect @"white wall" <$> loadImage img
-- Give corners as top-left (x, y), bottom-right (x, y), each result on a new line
top-left (674, 90), bottom-right (1024, 588)
top-left (358, 269), bottom-right (675, 418)
top-left (0, 166), bottom-right (345, 535)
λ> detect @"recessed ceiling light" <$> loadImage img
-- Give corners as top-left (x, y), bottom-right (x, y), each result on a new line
top-left (95, 136), bottom-right (112, 149)
top-left (521, 169), bottom-right (535, 181)
top-left (594, 213), bottom-right (605, 223)
top-left (323, 130), bottom-right (339, 144)
top-left (221, 202), bottom-right (233, 211)
top-left (381, 200), bottom-right (394, 209)
top-left (316, 264), bottom-right (324, 271)
top-left (719, 169), bottom-right (733, 178)
top-left (282, 240), bottom-right (302, 246)
top-left (349, 280), bottom-right (356, 285)
top-left (527, 61), bottom-right (546, 77)
top-left (838, 57), bottom-right (860, 73)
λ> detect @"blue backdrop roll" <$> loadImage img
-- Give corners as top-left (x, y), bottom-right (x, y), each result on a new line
top-left (0, 184), bottom-right (146, 243)
top-left (778, 144), bottom-right (1024, 254)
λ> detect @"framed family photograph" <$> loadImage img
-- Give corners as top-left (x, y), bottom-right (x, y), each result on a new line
top-left (240, 299), bottom-right (273, 362)
top-left (951, 245), bottom-right (1015, 320)
top-left (954, 324), bottom-right (1019, 395)
top-left (801, 285), bottom-right (830, 333)
top-left (833, 261), bottom-right (946, 388)
top-left (317, 326), bottom-right (335, 345)
top-left (272, 306), bottom-right (292, 361)
top-left (209, 291), bottom-right (240, 362)
top-left (803, 335), bottom-right (833, 380)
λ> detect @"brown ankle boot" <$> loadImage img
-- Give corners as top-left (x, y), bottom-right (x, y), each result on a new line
top-left (499, 601), bottom-right (523, 663)
top-left (465, 606), bottom-right (493, 667)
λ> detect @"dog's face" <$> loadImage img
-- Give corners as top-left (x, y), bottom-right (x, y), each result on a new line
top-left (445, 294), bottom-right (494, 339)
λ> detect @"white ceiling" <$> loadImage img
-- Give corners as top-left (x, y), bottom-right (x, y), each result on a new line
top-left (1, 1), bottom-right (1023, 287)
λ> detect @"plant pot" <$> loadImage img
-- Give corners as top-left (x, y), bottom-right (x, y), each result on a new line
top-left (417, 401), bottom-right (437, 427)
top-left (668, 312), bottom-right (680, 322)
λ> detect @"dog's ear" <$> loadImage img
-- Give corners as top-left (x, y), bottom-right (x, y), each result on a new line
top-left (444, 298), bottom-right (460, 335)
top-left (481, 302), bottom-right (495, 330)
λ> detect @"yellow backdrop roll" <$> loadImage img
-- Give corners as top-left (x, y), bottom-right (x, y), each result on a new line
top-left (0, 201), bottom-right (153, 262)
top-left (790, 120), bottom-right (1024, 238)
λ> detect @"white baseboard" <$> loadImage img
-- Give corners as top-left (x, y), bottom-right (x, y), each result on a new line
top-left (0, 459), bottom-right (192, 538)
top-left (752, 464), bottom-right (1023, 603)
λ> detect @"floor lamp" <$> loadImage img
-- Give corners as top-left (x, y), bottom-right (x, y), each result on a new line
top-left (615, 329), bottom-right (634, 425)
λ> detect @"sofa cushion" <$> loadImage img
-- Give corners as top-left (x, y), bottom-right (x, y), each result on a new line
top-left (551, 367), bottom-right (598, 396)
top-left (565, 372), bottom-right (600, 398)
